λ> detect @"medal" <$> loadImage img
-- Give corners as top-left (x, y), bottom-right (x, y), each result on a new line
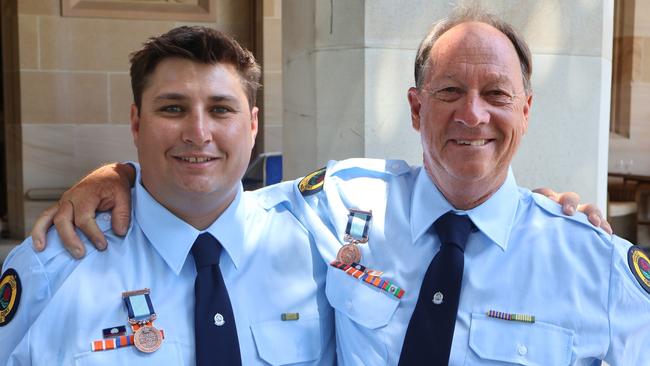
top-left (336, 243), bottom-right (361, 264)
top-left (336, 209), bottom-right (372, 264)
top-left (133, 324), bottom-right (163, 353)
top-left (122, 288), bottom-right (163, 353)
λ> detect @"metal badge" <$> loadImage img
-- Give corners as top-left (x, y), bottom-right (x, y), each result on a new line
top-left (133, 324), bottom-right (163, 353)
top-left (336, 243), bottom-right (362, 264)
top-left (214, 313), bottom-right (225, 326)
top-left (432, 292), bottom-right (444, 305)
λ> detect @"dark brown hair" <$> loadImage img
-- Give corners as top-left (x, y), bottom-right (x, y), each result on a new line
top-left (414, 6), bottom-right (532, 95)
top-left (129, 26), bottom-right (261, 110)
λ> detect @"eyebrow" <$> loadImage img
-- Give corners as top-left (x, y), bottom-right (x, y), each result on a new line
top-left (153, 93), bottom-right (240, 103)
top-left (436, 72), bottom-right (514, 88)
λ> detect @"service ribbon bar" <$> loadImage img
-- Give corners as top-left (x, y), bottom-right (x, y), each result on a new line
top-left (487, 310), bottom-right (535, 324)
top-left (330, 260), bottom-right (405, 299)
top-left (91, 330), bottom-right (165, 352)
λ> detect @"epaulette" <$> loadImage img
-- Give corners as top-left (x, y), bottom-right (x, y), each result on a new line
top-left (255, 181), bottom-right (293, 210)
top-left (36, 211), bottom-right (115, 264)
top-left (327, 158), bottom-right (411, 177)
top-left (530, 192), bottom-right (610, 239)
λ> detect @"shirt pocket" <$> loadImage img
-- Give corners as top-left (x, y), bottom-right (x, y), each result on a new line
top-left (251, 315), bottom-right (322, 365)
top-left (74, 340), bottom-right (184, 366)
top-left (467, 313), bottom-right (574, 366)
top-left (325, 265), bottom-right (399, 329)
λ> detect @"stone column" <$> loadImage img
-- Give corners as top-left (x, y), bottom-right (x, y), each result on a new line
top-left (283, 0), bottom-right (612, 209)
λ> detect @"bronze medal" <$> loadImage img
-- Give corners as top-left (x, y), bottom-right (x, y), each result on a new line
top-left (336, 244), bottom-right (361, 265)
top-left (133, 325), bottom-right (163, 353)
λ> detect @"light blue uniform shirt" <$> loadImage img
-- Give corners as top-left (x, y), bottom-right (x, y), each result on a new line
top-left (292, 158), bottom-right (650, 365)
top-left (0, 169), bottom-right (334, 365)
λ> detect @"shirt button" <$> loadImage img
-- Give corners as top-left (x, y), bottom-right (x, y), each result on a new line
top-left (346, 300), bottom-right (353, 310)
top-left (100, 213), bottom-right (111, 221)
top-left (391, 163), bottom-right (400, 170)
top-left (517, 344), bottom-right (527, 356)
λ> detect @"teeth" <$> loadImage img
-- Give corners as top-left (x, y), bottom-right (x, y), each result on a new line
top-left (456, 139), bottom-right (487, 146)
top-left (179, 157), bottom-right (214, 163)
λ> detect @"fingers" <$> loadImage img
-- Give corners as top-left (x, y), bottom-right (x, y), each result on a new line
top-left (73, 198), bottom-right (108, 251)
top-left (577, 204), bottom-right (613, 235)
top-left (556, 192), bottom-right (580, 216)
top-left (110, 178), bottom-right (132, 236)
top-left (533, 187), bottom-right (580, 215)
top-left (31, 204), bottom-right (59, 251)
top-left (52, 200), bottom-right (86, 259)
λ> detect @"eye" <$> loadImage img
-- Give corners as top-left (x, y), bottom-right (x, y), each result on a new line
top-left (432, 87), bottom-right (463, 102)
top-left (159, 105), bottom-right (184, 114)
top-left (210, 106), bottom-right (233, 114)
top-left (484, 89), bottom-right (514, 105)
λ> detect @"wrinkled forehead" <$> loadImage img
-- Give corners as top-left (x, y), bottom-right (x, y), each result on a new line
top-left (427, 22), bottom-right (522, 84)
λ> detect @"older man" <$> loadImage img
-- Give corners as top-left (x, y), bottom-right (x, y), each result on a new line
top-left (26, 7), bottom-right (629, 366)
top-left (293, 8), bottom-right (650, 365)
top-left (0, 26), bottom-right (334, 365)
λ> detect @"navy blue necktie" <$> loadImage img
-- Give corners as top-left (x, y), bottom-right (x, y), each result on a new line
top-left (399, 212), bottom-right (474, 365)
top-left (191, 233), bottom-right (241, 366)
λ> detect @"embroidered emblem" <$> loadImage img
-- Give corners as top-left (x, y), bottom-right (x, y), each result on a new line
top-left (0, 268), bottom-right (21, 326)
top-left (298, 167), bottom-right (326, 196)
top-left (628, 246), bottom-right (650, 294)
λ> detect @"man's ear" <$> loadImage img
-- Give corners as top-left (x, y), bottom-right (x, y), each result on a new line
top-left (408, 87), bottom-right (422, 132)
top-left (130, 104), bottom-right (140, 145)
top-left (249, 106), bottom-right (259, 149)
top-left (522, 94), bottom-right (533, 132)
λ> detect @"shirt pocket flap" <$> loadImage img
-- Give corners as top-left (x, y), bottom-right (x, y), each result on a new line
top-left (251, 315), bottom-right (321, 365)
top-left (469, 313), bottom-right (574, 366)
top-left (74, 340), bottom-right (183, 365)
top-left (325, 265), bottom-right (399, 329)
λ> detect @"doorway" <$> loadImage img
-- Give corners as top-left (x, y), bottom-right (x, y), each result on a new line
top-left (0, 0), bottom-right (23, 239)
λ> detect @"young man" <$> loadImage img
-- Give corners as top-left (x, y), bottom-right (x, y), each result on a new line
top-left (0, 27), bottom-right (334, 365)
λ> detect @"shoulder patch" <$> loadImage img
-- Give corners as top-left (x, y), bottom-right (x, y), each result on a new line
top-left (628, 246), bottom-right (650, 294)
top-left (298, 167), bottom-right (326, 196)
top-left (0, 268), bottom-right (21, 326)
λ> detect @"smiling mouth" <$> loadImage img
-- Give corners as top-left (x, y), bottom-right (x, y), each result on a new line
top-left (454, 139), bottom-right (491, 146)
top-left (175, 156), bottom-right (218, 163)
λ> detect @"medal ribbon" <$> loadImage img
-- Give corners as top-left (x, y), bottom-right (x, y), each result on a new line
top-left (122, 289), bottom-right (156, 323)
top-left (345, 209), bottom-right (372, 242)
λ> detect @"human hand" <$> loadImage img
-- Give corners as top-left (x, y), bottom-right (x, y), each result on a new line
top-left (30, 163), bottom-right (136, 258)
top-left (533, 188), bottom-right (612, 235)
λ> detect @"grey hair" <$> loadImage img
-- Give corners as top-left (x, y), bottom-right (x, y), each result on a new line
top-left (414, 6), bottom-right (533, 95)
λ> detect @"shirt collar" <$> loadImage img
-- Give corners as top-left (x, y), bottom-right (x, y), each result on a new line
top-left (134, 175), bottom-right (246, 275)
top-left (410, 167), bottom-right (520, 251)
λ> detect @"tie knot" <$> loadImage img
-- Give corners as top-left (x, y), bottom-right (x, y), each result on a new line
top-left (433, 212), bottom-right (474, 252)
top-left (191, 232), bottom-right (222, 269)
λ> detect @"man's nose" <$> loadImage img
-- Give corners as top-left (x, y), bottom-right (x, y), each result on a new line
top-left (182, 111), bottom-right (212, 145)
top-left (453, 93), bottom-right (489, 127)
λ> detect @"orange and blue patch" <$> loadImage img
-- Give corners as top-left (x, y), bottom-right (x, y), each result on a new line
top-left (0, 268), bottom-right (21, 327)
top-left (628, 246), bottom-right (650, 294)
